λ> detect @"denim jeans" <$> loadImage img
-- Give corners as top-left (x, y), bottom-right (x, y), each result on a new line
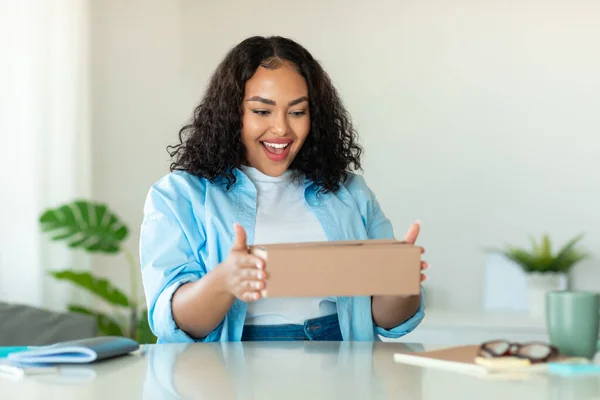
top-left (241, 313), bottom-right (343, 341)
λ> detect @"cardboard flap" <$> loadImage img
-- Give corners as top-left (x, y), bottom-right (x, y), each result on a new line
top-left (249, 239), bottom-right (413, 251)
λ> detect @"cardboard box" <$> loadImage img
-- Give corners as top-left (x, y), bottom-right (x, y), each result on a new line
top-left (248, 239), bottom-right (422, 298)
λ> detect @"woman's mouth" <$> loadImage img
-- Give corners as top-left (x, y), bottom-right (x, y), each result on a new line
top-left (261, 140), bottom-right (292, 161)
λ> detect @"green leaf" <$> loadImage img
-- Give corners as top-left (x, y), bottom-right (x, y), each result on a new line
top-left (68, 305), bottom-right (125, 337)
top-left (554, 233), bottom-right (586, 261)
top-left (136, 309), bottom-right (157, 344)
top-left (529, 235), bottom-right (541, 257)
top-left (552, 234), bottom-right (590, 273)
top-left (541, 234), bottom-right (552, 259)
top-left (504, 248), bottom-right (540, 272)
top-left (489, 234), bottom-right (590, 274)
top-left (39, 200), bottom-right (128, 254)
top-left (50, 270), bottom-right (130, 307)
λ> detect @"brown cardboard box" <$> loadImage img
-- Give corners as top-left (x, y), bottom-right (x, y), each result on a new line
top-left (248, 239), bottom-right (422, 298)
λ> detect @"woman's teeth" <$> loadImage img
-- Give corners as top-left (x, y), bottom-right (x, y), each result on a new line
top-left (262, 141), bottom-right (290, 155)
top-left (263, 142), bottom-right (289, 149)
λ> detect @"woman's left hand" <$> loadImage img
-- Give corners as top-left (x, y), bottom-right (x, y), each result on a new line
top-left (403, 221), bottom-right (428, 282)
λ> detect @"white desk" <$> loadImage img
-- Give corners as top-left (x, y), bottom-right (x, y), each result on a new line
top-left (1, 342), bottom-right (599, 399)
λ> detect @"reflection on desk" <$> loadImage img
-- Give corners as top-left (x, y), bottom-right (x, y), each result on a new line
top-left (1, 342), bottom-right (599, 400)
top-left (143, 341), bottom-right (426, 400)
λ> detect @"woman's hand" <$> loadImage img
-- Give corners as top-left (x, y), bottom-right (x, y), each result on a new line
top-left (170, 222), bottom-right (266, 340)
top-left (404, 220), bottom-right (428, 282)
top-left (219, 223), bottom-right (268, 302)
top-left (371, 220), bottom-right (427, 329)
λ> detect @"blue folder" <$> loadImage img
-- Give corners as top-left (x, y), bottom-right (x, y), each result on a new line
top-left (2, 336), bottom-right (139, 365)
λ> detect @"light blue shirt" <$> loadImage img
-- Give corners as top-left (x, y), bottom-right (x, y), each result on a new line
top-left (140, 168), bottom-right (426, 343)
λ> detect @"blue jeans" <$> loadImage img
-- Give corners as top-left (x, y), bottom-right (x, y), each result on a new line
top-left (241, 313), bottom-right (343, 341)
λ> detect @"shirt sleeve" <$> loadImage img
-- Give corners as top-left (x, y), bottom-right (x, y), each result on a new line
top-left (346, 174), bottom-right (427, 338)
top-left (373, 286), bottom-right (426, 338)
top-left (139, 182), bottom-right (223, 343)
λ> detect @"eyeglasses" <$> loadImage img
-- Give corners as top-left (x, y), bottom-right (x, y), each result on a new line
top-left (477, 340), bottom-right (559, 364)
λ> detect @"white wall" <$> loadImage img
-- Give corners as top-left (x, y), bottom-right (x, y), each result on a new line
top-left (89, 0), bottom-right (600, 312)
top-left (0, 0), bottom-right (92, 309)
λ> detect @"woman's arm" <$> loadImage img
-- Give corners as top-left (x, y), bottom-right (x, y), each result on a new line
top-left (171, 224), bottom-right (267, 340)
top-left (343, 174), bottom-right (426, 333)
top-left (171, 224), bottom-right (267, 339)
top-left (170, 267), bottom-right (236, 340)
top-left (141, 178), bottom-right (266, 342)
top-left (371, 293), bottom-right (422, 329)
top-left (371, 221), bottom-right (425, 329)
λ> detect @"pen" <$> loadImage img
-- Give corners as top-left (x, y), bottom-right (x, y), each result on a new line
top-left (0, 347), bottom-right (31, 358)
top-left (548, 362), bottom-right (600, 376)
top-left (0, 362), bottom-right (58, 380)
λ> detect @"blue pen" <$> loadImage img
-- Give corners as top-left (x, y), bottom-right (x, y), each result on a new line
top-left (0, 347), bottom-right (30, 359)
top-left (548, 362), bottom-right (600, 376)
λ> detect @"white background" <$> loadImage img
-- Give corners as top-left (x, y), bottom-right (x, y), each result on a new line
top-left (1, 0), bottom-right (599, 314)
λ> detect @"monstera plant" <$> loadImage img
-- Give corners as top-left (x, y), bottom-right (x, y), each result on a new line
top-left (39, 200), bottom-right (156, 344)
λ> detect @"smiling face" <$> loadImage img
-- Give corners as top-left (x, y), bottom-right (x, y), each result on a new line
top-left (241, 61), bottom-right (310, 177)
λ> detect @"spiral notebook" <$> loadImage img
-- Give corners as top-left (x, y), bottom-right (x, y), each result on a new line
top-left (2, 336), bottom-right (139, 366)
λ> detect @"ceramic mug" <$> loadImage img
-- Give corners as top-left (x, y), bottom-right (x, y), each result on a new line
top-left (546, 291), bottom-right (600, 359)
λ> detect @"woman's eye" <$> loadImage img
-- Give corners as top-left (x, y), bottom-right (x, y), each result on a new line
top-left (251, 109), bottom-right (306, 117)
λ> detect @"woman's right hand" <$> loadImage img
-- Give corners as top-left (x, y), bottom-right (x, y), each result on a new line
top-left (219, 223), bottom-right (268, 302)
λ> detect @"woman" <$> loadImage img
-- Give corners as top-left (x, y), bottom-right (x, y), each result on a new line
top-left (140, 35), bottom-right (427, 343)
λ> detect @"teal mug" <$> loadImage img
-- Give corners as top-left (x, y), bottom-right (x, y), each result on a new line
top-left (546, 291), bottom-right (600, 359)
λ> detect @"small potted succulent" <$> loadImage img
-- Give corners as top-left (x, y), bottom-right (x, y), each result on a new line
top-left (489, 233), bottom-right (590, 318)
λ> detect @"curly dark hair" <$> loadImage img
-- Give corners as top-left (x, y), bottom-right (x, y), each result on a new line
top-left (167, 35), bottom-right (363, 193)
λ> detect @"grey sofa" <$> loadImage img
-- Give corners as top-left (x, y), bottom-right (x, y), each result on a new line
top-left (0, 302), bottom-right (97, 346)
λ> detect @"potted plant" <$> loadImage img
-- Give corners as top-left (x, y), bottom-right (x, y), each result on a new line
top-left (490, 233), bottom-right (590, 318)
top-left (39, 200), bottom-right (156, 343)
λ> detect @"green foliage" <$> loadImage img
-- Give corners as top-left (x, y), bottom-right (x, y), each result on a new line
top-left (136, 309), bottom-right (157, 344)
top-left (40, 200), bottom-right (156, 344)
top-left (489, 233), bottom-right (590, 274)
top-left (67, 305), bottom-right (125, 337)
top-left (40, 201), bottom-right (128, 253)
top-left (50, 271), bottom-right (129, 307)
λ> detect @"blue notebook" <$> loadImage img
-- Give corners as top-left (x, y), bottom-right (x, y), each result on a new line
top-left (3, 336), bottom-right (139, 366)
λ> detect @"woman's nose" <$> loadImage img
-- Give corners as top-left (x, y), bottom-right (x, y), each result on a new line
top-left (270, 113), bottom-right (289, 136)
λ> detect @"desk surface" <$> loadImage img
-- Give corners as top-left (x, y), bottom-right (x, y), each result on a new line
top-left (1, 342), bottom-right (598, 399)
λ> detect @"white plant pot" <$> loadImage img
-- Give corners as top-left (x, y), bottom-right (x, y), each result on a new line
top-left (526, 272), bottom-right (568, 319)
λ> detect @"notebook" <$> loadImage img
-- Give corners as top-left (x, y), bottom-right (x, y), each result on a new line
top-left (3, 336), bottom-right (139, 366)
top-left (393, 345), bottom-right (566, 378)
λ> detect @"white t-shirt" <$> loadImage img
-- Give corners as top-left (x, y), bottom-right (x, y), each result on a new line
top-left (242, 166), bottom-right (336, 325)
